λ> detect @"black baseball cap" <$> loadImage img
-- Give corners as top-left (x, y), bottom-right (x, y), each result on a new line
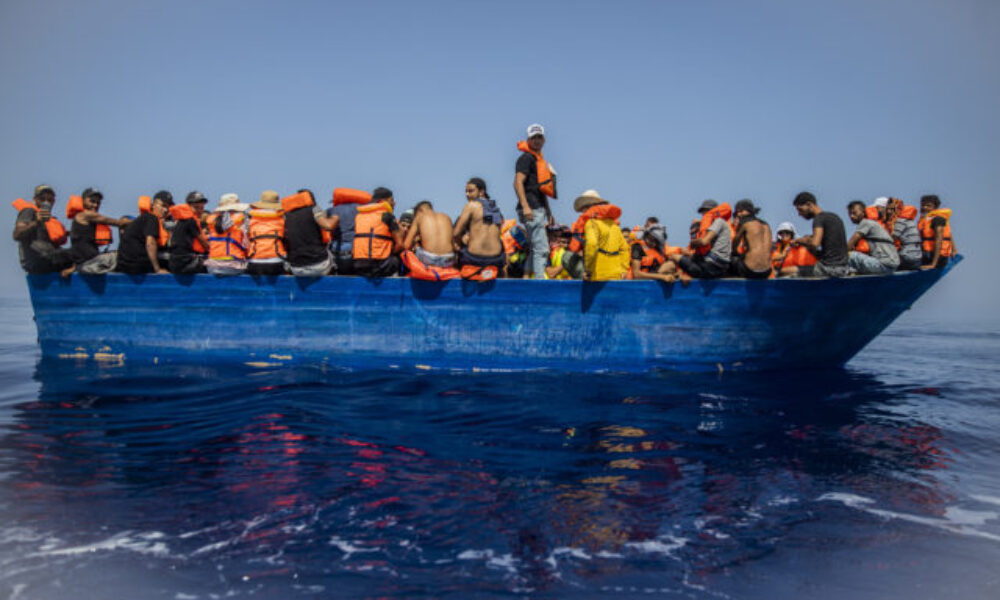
top-left (81, 187), bottom-right (103, 200)
top-left (185, 191), bottom-right (207, 204)
top-left (153, 190), bottom-right (174, 206)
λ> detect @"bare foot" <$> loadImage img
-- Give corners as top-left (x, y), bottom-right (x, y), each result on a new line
top-left (679, 272), bottom-right (691, 286)
top-left (60, 266), bottom-right (75, 278)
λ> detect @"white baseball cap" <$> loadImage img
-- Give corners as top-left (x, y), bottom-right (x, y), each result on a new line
top-left (526, 123), bottom-right (545, 138)
top-left (873, 197), bottom-right (889, 208)
top-left (776, 221), bottom-right (796, 236)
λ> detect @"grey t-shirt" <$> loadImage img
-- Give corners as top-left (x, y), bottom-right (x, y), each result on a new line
top-left (893, 217), bottom-right (921, 262)
top-left (855, 219), bottom-right (900, 267)
top-left (707, 218), bottom-right (732, 263)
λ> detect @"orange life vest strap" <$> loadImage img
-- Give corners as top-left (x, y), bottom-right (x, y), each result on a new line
top-left (281, 192), bottom-right (314, 213)
top-left (516, 140), bottom-right (556, 198)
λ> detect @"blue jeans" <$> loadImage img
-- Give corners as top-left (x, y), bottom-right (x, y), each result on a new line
top-left (848, 251), bottom-right (896, 275)
top-left (521, 209), bottom-right (549, 279)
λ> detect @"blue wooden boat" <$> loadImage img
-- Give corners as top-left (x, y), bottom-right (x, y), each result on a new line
top-left (24, 257), bottom-right (960, 372)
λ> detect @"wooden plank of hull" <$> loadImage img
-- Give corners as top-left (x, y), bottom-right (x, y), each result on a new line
top-left (25, 258), bottom-right (959, 372)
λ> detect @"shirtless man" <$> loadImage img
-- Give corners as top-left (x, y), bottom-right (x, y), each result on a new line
top-left (404, 200), bottom-right (456, 268)
top-left (453, 177), bottom-right (505, 272)
top-left (730, 199), bottom-right (773, 279)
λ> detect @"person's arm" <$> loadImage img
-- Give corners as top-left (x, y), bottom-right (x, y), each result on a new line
top-left (404, 215), bottom-right (420, 250)
top-left (514, 172), bottom-right (532, 222)
top-left (452, 205), bottom-right (472, 245)
top-left (13, 210), bottom-right (42, 241)
top-left (795, 225), bottom-right (823, 252)
top-left (541, 198), bottom-right (554, 227)
top-left (847, 230), bottom-right (862, 251)
top-left (921, 222), bottom-right (945, 269)
top-left (313, 210), bottom-right (339, 232)
top-left (691, 229), bottom-right (717, 249)
top-left (732, 224), bottom-right (746, 254)
top-left (145, 235), bottom-right (168, 273)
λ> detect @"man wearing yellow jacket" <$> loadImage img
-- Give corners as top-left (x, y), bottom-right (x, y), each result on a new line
top-left (573, 189), bottom-right (630, 281)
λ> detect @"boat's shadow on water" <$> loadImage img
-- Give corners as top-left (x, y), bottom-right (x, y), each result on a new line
top-left (0, 359), bottom-right (959, 597)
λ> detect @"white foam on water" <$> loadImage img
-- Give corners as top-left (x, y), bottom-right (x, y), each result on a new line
top-left (30, 530), bottom-right (171, 558)
top-left (624, 535), bottom-right (687, 557)
top-left (971, 494), bottom-right (1000, 507)
top-left (328, 536), bottom-right (378, 558)
top-left (544, 546), bottom-right (593, 569)
top-left (819, 493), bottom-right (1000, 543)
top-left (456, 548), bottom-right (519, 574)
top-left (191, 538), bottom-right (236, 557)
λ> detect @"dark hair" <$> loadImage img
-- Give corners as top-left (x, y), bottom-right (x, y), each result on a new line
top-left (793, 192), bottom-right (817, 207)
top-left (372, 187), bottom-right (393, 202)
top-left (734, 199), bottom-right (759, 215)
top-left (847, 200), bottom-right (866, 213)
top-left (214, 216), bottom-right (227, 234)
top-left (645, 216), bottom-right (659, 224)
top-left (920, 194), bottom-right (941, 208)
top-left (153, 190), bottom-right (174, 206)
top-left (296, 188), bottom-right (315, 203)
top-left (467, 177), bottom-right (490, 200)
top-left (414, 200), bottom-right (433, 213)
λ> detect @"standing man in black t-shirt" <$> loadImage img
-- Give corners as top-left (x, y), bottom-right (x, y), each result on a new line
top-left (514, 123), bottom-right (557, 279)
top-left (792, 191), bottom-right (849, 278)
top-left (117, 191), bottom-right (172, 274)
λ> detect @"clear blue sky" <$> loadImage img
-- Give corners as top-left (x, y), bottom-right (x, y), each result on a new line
top-left (2, 0), bottom-right (997, 320)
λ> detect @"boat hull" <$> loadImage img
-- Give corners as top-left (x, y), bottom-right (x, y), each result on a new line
top-left (25, 259), bottom-right (959, 372)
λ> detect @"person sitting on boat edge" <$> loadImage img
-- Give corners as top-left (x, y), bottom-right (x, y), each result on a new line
top-left (630, 222), bottom-right (675, 283)
top-left (846, 200), bottom-right (899, 275)
top-left (453, 177), bottom-right (507, 280)
top-left (573, 189), bottom-right (630, 281)
top-left (283, 188), bottom-right (339, 277)
top-left (245, 190), bottom-right (286, 276)
top-left (116, 191), bottom-right (172, 274)
top-left (667, 199), bottom-right (732, 283)
top-left (770, 222), bottom-right (816, 277)
top-left (729, 199), bottom-right (773, 280)
top-left (352, 187), bottom-right (403, 278)
top-left (918, 194), bottom-right (955, 270)
top-left (61, 187), bottom-right (132, 277)
top-left (873, 196), bottom-right (922, 271)
top-left (404, 200), bottom-right (456, 269)
top-left (12, 184), bottom-right (72, 274)
top-left (514, 123), bottom-right (557, 279)
top-left (791, 191), bottom-right (849, 278)
top-left (167, 191), bottom-right (210, 274)
top-left (205, 193), bottom-right (250, 276)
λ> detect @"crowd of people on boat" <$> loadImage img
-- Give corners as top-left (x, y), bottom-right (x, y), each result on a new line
top-left (11, 124), bottom-right (956, 283)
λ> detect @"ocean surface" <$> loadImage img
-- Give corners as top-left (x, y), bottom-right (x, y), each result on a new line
top-left (0, 294), bottom-right (998, 599)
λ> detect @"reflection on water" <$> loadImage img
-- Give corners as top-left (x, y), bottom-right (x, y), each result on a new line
top-left (3, 354), bottom-right (998, 599)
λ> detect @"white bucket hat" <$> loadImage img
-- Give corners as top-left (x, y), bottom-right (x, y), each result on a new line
top-left (215, 193), bottom-right (249, 212)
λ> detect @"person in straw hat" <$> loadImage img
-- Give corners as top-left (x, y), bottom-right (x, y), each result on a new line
top-left (570, 189), bottom-right (630, 281)
top-left (245, 190), bottom-right (286, 276)
top-left (204, 193), bottom-right (251, 276)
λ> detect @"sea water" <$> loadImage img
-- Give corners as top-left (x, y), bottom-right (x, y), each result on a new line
top-left (0, 295), bottom-right (997, 599)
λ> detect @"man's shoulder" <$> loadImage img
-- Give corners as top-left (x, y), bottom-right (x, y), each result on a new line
top-left (16, 207), bottom-right (36, 222)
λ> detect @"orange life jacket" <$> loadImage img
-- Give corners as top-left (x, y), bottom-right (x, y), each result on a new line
top-left (168, 204), bottom-right (207, 254)
top-left (66, 195), bottom-right (113, 246)
top-left (460, 263), bottom-right (500, 282)
top-left (353, 201), bottom-right (394, 260)
top-left (281, 192), bottom-right (331, 244)
top-left (205, 212), bottom-right (247, 260)
top-left (884, 199), bottom-right (918, 250)
top-left (138, 196), bottom-right (170, 247)
top-left (400, 250), bottom-right (460, 281)
top-left (695, 203), bottom-right (732, 256)
top-left (12, 198), bottom-right (68, 246)
top-left (771, 242), bottom-right (817, 270)
top-left (516, 140), bottom-right (556, 198)
top-left (632, 240), bottom-right (666, 273)
top-left (918, 208), bottom-right (954, 257)
top-left (246, 209), bottom-right (286, 260)
top-left (501, 219), bottom-right (527, 255)
top-left (569, 204), bottom-right (622, 253)
top-left (332, 188), bottom-right (372, 206)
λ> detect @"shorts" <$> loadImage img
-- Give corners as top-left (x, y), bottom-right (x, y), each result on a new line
top-left (354, 255), bottom-right (401, 278)
top-left (458, 247), bottom-right (506, 267)
top-left (287, 251), bottom-right (335, 277)
top-left (415, 247), bottom-right (456, 268)
top-left (678, 254), bottom-right (729, 279)
top-left (799, 261), bottom-right (849, 278)
top-left (730, 256), bottom-right (772, 279)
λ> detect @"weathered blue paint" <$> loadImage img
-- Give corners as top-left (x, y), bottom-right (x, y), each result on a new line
top-left (25, 258), bottom-right (959, 372)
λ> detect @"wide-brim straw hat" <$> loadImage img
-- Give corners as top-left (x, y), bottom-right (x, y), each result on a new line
top-left (215, 193), bottom-right (249, 212)
top-left (251, 190), bottom-right (281, 210)
top-left (573, 189), bottom-right (608, 212)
